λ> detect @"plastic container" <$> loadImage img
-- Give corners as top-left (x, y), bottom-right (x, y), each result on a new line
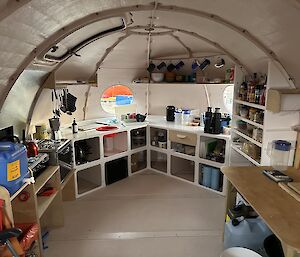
top-left (210, 167), bottom-right (220, 190)
top-left (182, 110), bottom-right (191, 125)
top-left (104, 134), bottom-right (116, 152)
top-left (174, 111), bottom-right (182, 124)
top-left (0, 142), bottom-right (30, 195)
top-left (201, 165), bottom-right (212, 187)
top-left (267, 140), bottom-right (292, 171)
top-left (224, 217), bottom-right (272, 251)
top-left (221, 247), bottom-right (262, 257)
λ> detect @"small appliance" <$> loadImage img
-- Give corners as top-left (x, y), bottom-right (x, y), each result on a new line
top-left (166, 106), bottom-right (176, 121)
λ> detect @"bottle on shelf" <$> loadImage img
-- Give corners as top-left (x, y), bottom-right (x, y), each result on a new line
top-left (72, 118), bottom-right (78, 134)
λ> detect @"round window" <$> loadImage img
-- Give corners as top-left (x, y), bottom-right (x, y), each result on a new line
top-left (223, 85), bottom-right (234, 114)
top-left (101, 85), bottom-right (133, 114)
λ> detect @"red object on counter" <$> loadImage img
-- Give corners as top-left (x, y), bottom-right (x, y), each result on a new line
top-left (37, 187), bottom-right (56, 197)
top-left (96, 126), bottom-right (118, 131)
top-left (26, 141), bottom-right (39, 157)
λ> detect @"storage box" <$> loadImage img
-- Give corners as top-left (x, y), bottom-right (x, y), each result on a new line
top-left (0, 142), bottom-right (30, 195)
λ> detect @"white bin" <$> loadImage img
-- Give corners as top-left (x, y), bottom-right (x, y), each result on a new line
top-left (221, 247), bottom-right (262, 257)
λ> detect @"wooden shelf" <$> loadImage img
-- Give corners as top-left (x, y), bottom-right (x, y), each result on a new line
top-left (234, 99), bottom-right (266, 110)
top-left (233, 114), bottom-right (264, 129)
top-left (34, 166), bottom-right (59, 193)
top-left (231, 145), bottom-right (261, 166)
top-left (61, 169), bottom-right (75, 190)
top-left (232, 128), bottom-right (262, 148)
top-left (37, 191), bottom-right (58, 218)
top-left (10, 181), bottom-right (31, 201)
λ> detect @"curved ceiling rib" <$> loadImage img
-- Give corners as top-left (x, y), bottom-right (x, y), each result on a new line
top-left (0, 3), bottom-right (293, 109)
top-left (85, 33), bottom-right (132, 120)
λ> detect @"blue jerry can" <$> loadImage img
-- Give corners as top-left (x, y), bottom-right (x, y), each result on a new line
top-left (0, 142), bottom-right (30, 195)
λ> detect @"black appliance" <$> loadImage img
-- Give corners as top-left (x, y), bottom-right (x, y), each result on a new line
top-left (105, 157), bottom-right (128, 185)
top-left (0, 126), bottom-right (14, 141)
top-left (204, 107), bottom-right (222, 134)
top-left (37, 139), bottom-right (73, 182)
top-left (131, 128), bottom-right (146, 149)
top-left (166, 106), bottom-right (175, 121)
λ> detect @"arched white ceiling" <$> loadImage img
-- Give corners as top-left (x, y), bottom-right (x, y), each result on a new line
top-left (0, 0), bottom-right (300, 111)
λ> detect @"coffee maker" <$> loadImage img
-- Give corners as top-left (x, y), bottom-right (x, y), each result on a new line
top-left (49, 117), bottom-right (62, 140)
top-left (204, 107), bottom-right (222, 134)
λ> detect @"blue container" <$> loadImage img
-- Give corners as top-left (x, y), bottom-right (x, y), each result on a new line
top-left (211, 167), bottom-right (220, 191)
top-left (0, 142), bottom-right (29, 196)
top-left (202, 165), bottom-right (212, 187)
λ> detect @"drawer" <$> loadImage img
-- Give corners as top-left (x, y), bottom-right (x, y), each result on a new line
top-left (169, 130), bottom-right (197, 146)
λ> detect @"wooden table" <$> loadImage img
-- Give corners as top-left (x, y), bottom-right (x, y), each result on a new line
top-left (221, 166), bottom-right (300, 257)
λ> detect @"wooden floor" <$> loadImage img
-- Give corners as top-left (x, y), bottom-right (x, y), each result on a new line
top-left (45, 170), bottom-right (225, 257)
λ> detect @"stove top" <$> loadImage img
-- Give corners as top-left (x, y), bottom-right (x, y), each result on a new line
top-left (37, 139), bottom-right (70, 152)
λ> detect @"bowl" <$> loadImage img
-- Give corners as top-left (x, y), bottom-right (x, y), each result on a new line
top-left (151, 72), bottom-right (164, 82)
top-left (136, 114), bottom-right (147, 122)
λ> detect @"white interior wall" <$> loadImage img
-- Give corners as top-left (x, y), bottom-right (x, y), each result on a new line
top-left (148, 83), bottom-right (230, 115)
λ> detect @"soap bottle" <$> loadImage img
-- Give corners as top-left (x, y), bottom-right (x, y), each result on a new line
top-left (72, 118), bottom-right (78, 134)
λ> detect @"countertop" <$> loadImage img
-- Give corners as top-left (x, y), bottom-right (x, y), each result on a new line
top-left (61, 115), bottom-right (231, 141)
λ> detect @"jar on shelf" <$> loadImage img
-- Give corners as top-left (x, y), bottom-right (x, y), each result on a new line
top-left (239, 106), bottom-right (249, 118)
top-left (252, 128), bottom-right (263, 143)
top-left (253, 111), bottom-right (264, 124)
top-left (248, 108), bottom-right (256, 121)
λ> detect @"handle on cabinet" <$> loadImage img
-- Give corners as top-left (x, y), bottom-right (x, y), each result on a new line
top-left (176, 134), bottom-right (187, 139)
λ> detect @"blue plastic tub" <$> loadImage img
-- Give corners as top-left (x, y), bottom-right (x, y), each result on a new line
top-left (210, 167), bottom-right (221, 191)
top-left (0, 142), bottom-right (29, 195)
top-left (202, 165), bottom-right (212, 187)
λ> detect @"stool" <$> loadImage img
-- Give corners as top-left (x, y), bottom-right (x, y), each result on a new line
top-left (221, 247), bottom-right (262, 257)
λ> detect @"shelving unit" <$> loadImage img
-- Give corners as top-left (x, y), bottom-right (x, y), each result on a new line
top-left (76, 165), bottom-right (102, 195)
top-left (231, 144), bottom-right (261, 166)
top-left (233, 114), bottom-right (263, 129)
top-left (171, 156), bottom-right (195, 182)
top-left (131, 150), bottom-right (147, 173)
top-left (233, 99), bottom-right (266, 110)
top-left (104, 131), bottom-right (128, 157)
top-left (231, 62), bottom-right (298, 167)
top-left (150, 150), bottom-right (168, 173)
top-left (199, 164), bottom-right (223, 192)
top-left (232, 129), bottom-right (262, 148)
top-left (131, 127), bottom-right (147, 149)
top-left (74, 137), bottom-right (100, 166)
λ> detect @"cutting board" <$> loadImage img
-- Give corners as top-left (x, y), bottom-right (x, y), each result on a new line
top-left (288, 182), bottom-right (300, 195)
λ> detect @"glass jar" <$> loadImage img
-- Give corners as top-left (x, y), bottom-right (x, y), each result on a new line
top-left (248, 108), bottom-right (256, 121)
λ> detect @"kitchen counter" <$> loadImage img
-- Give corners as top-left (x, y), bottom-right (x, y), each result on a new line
top-left (61, 115), bottom-right (231, 141)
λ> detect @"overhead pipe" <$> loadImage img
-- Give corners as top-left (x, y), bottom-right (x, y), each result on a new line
top-left (1, 2), bottom-right (295, 110)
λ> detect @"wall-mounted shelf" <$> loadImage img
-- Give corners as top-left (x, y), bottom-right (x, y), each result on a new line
top-left (231, 144), bottom-right (261, 166)
top-left (233, 114), bottom-right (264, 129)
top-left (266, 88), bottom-right (300, 113)
top-left (234, 99), bottom-right (266, 110)
top-left (232, 128), bottom-right (262, 148)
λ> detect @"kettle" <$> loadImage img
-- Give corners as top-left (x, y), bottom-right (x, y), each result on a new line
top-left (26, 141), bottom-right (39, 157)
top-left (267, 140), bottom-right (292, 171)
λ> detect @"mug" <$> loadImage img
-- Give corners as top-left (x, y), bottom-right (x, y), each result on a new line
top-left (157, 62), bottom-right (166, 70)
top-left (147, 62), bottom-right (156, 72)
